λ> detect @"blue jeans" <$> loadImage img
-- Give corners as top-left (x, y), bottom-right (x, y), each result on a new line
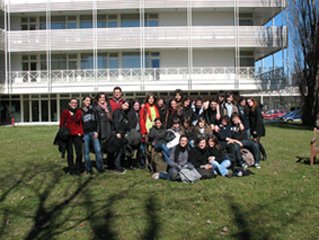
top-left (211, 159), bottom-right (231, 176)
top-left (83, 132), bottom-right (104, 171)
top-left (154, 143), bottom-right (170, 163)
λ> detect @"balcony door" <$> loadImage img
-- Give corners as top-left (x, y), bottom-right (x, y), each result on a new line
top-left (22, 55), bottom-right (37, 82)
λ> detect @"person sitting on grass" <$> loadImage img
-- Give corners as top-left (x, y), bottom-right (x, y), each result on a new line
top-left (188, 136), bottom-right (215, 179)
top-left (230, 113), bottom-right (261, 169)
top-left (152, 135), bottom-right (192, 180)
top-left (207, 135), bottom-right (232, 177)
top-left (215, 115), bottom-right (248, 170)
top-left (148, 117), bottom-right (170, 163)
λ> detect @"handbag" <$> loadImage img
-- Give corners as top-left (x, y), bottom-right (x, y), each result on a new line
top-left (179, 167), bottom-right (201, 183)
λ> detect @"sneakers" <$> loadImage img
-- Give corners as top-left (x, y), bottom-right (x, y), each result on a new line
top-left (152, 172), bottom-right (160, 180)
top-left (241, 163), bottom-right (248, 170)
top-left (114, 168), bottom-right (127, 175)
top-left (255, 163), bottom-right (261, 169)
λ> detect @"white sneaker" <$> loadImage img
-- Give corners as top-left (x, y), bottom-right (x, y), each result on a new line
top-left (152, 172), bottom-right (160, 180)
top-left (241, 163), bottom-right (248, 170)
top-left (255, 163), bottom-right (261, 169)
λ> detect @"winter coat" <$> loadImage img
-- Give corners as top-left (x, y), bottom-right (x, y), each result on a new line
top-left (94, 103), bottom-right (113, 141)
top-left (249, 106), bottom-right (265, 137)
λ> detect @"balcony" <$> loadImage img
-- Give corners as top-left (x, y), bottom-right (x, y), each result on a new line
top-left (7, 26), bottom-right (287, 52)
top-left (7, 0), bottom-right (286, 13)
top-left (5, 67), bottom-right (262, 94)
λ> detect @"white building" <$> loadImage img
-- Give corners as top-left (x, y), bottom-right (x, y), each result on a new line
top-left (0, 0), bottom-right (287, 123)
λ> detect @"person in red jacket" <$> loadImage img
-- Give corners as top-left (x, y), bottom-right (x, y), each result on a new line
top-left (139, 93), bottom-right (160, 137)
top-left (109, 86), bottom-right (125, 112)
top-left (60, 98), bottom-right (83, 175)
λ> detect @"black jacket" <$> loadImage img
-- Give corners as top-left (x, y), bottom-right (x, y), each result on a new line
top-left (82, 106), bottom-right (99, 133)
top-left (94, 104), bottom-right (113, 141)
top-left (249, 106), bottom-right (265, 137)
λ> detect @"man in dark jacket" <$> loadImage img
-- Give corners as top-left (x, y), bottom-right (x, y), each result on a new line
top-left (111, 101), bottom-right (131, 174)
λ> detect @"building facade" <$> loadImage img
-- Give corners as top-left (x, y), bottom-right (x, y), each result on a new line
top-left (0, 0), bottom-right (287, 123)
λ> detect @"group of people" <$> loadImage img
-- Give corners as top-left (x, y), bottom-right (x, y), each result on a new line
top-left (56, 87), bottom-right (266, 180)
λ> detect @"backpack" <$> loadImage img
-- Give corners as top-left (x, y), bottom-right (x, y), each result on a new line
top-left (240, 148), bottom-right (255, 166)
top-left (179, 167), bottom-right (202, 183)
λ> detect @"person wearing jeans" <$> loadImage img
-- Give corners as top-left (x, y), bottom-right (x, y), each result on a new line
top-left (208, 135), bottom-right (232, 177)
top-left (82, 96), bottom-right (104, 173)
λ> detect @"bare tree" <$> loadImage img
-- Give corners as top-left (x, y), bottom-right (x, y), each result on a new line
top-left (289, 0), bottom-right (319, 125)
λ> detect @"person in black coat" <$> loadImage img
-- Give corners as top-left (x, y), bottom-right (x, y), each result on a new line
top-left (188, 136), bottom-right (214, 179)
top-left (247, 97), bottom-right (267, 160)
top-left (110, 101), bottom-right (131, 174)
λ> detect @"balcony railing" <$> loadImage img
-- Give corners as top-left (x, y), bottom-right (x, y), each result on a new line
top-left (6, 67), bottom-right (262, 94)
top-left (7, 26), bottom-right (287, 52)
top-left (0, 30), bottom-right (4, 51)
top-left (7, 0), bottom-right (286, 13)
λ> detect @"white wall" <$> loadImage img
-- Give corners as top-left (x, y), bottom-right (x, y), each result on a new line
top-left (160, 49), bottom-right (234, 68)
top-left (193, 49), bottom-right (234, 67)
top-left (160, 50), bottom-right (188, 68)
top-left (159, 12), bottom-right (187, 26)
top-left (192, 11), bottom-right (233, 26)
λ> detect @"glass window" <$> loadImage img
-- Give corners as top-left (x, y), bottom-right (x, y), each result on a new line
top-left (123, 52), bottom-right (140, 68)
top-left (50, 100), bottom-right (57, 121)
top-left (98, 54), bottom-right (107, 69)
top-left (51, 54), bottom-right (67, 70)
top-left (109, 53), bottom-right (119, 68)
top-left (81, 54), bottom-right (94, 69)
top-left (51, 16), bottom-right (66, 29)
top-left (80, 15), bottom-right (92, 28)
top-left (108, 15), bottom-right (118, 28)
top-left (39, 16), bottom-right (46, 29)
top-left (97, 15), bottom-right (107, 28)
top-left (23, 100), bottom-right (30, 122)
top-left (121, 14), bottom-right (139, 27)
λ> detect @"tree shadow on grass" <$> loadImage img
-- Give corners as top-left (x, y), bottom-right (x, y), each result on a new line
top-left (222, 194), bottom-right (303, 240)
top-left (24, 172), bottom-right (94, 240)
top-left (142, 195), bottom-right (160, 240)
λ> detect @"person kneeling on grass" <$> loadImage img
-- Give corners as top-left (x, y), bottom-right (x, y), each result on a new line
top-left (152, 135), bottom-right (192, 180)
top-left (207, 135), bottom-right (232, 177)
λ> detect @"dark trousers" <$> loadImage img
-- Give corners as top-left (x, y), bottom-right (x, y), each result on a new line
top-left (226, 143), bottom-right (244, 167)
top-left (66, 135), bottom-right (83, 172)
top-left (241, 139), bottom-right (260, 164)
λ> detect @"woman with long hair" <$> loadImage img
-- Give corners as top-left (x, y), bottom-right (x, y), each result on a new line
top-left (247, 97), bottom-right (267, 161)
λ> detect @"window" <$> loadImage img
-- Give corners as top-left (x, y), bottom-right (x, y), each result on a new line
top-left (145, 52), bottom-right (160, 68)
top-left (81, 53), bottom-right (94, 69)
top-left (80, 15), bottom-right (92, 28)
top-left (21, 16), bottom-right (41, 30)
top-left (67, 16), bottom-right (77, 29)
top-left (97, 15), bottom-right (107, 28)
top-left (97, 53), bottom-right (119, 69)
top-left (39, 16), bottom-right (46, 29)
top-left (51, 54), bottom-right (66, 70)
top-left (239, 14), bottom-right (253, 26)
top-left (51, 16), bottom-right (66, 29)
top-left (145, 13), bottom-right (159, 27)
top-left (108, 15), bottom-right (118, 28)
top-left (123, 52), bottom-right (140, 68)
top-left (68, 54), bottom-right (78, 70)
top-left (121, 14), bottom-right (139, 27)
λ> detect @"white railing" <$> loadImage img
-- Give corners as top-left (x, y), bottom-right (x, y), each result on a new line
top-left (7, 0), bottom-right (286, 13)
top-left (7, 26), bottom-right (287, 52)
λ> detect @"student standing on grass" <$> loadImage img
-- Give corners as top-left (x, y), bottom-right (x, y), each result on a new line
top-left (60, 98), bottom-right (83, 175)
top-left (247, 97), bottom-right (267, 161)
top-left (81, 96), bottom-right (104, 174)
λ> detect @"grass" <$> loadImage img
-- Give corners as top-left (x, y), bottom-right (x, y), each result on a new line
top-left (0, 125), bottom-right (318, 240)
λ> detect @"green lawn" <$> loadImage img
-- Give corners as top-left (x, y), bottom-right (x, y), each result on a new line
top-left (0, 125), bottom-right (318, 240)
